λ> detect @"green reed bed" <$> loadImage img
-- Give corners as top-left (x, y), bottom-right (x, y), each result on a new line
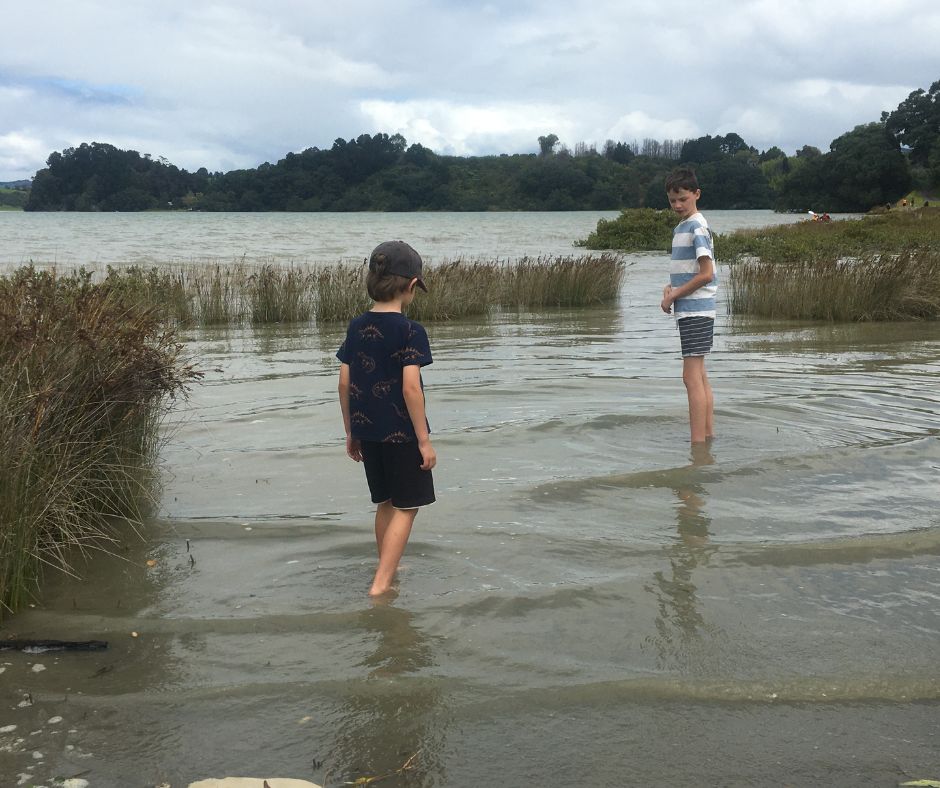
top-left (100, 255), bottom-right (625, 326)
top-left (728, 249), bottom-right (940, 322)
top-left (192, 264), bottom-right (244, 325)
top-left (717, 207), bottom-right (940, 263)
top-left (314, 254), bottom-right (626, 323)
top-left (497, 255), bottom-right (626, 308)
top-left (0, 267), bottom-right (199, 617)
top-left (312, 263), bottom-right (371, 322)
top-left (248, 263), bottom-right (316, 324)
top-left (42, 255), bottom-right (625, 329)
top-left (104, 265), bottom-right (194, 325)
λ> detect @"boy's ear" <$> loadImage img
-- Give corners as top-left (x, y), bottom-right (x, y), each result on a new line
top-left (409, 277), bottom-right (419, 292)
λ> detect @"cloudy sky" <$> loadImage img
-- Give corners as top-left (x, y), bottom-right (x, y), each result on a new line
top-left (1, 0), bottom-right (938, 180)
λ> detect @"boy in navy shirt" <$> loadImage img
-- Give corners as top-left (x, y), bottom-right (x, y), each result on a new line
top-left (337, 241), bottom-right (436, 597)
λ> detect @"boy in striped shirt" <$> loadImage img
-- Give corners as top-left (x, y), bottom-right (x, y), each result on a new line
top-left (660, 168), bottom-right (716, 444)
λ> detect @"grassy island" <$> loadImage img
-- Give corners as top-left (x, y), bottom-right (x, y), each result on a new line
top-left (576, 209), bottom-right (675, 252)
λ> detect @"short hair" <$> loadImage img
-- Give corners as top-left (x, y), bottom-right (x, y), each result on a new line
top-left (665, 168), bottom-right (700, 193)
top-left (366, 270), bottom-right (413, 301)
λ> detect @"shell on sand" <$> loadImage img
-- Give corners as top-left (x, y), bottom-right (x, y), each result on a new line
top-left (188, 779), bottom-right (322, 788)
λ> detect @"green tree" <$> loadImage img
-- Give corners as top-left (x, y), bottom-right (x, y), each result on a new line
top-left (827, 123), bottom-right (911, 210)
top-left (538, 134), bottom-right (559, 157)
top-left (883, 79), bottom-right (940, 166)
top-left (928, 137), bottom-right (940, 189)
top-left (778, 123), bottom-right (910, 211)
top-left (759, 146), bottom-right (786, 162)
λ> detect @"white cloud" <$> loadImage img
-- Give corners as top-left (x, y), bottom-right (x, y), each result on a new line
top-left (359, 99), bottom-right (578, 156)
top-left (0, 132), bottom-right (48, 176)
top-left (605, 111), bottom-right (699, 146)
top-left (0, 0), bottom-right (938, 178)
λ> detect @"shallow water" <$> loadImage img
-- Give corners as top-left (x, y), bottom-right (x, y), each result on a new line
top-left (2, 213), bottom-right (939, 786)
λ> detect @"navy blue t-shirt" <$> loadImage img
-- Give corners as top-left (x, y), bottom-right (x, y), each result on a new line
top-left (336, 311), bottom-right (432, 443)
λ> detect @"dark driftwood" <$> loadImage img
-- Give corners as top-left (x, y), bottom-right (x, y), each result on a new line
top-left (0, 639), bottom-right (108, 652)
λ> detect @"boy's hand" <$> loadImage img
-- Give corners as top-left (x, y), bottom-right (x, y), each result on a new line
top-left (661, 285), bottom-right (674, 314)
top-left (346, 436), bottom-right (362, 462)
top-left (418, 438), bottom-right (436, 471)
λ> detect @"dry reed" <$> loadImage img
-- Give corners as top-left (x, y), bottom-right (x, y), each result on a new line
top-left (95, 255), bottom-right (626, 326)
top-left (728, 249), bottom-right (940, 321)
top-left (0, 266), bottom-right (199, 617)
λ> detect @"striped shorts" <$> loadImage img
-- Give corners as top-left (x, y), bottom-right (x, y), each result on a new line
top-left (677, 316), bottom-right (714, 357)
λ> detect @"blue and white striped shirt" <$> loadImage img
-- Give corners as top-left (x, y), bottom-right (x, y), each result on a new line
top-left (670, 212), bottom-right (717, 319)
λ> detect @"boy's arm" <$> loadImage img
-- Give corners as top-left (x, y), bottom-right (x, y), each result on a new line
top-left (337, 363), bottom-right (362, 462)
top-left (661, 255), bottom-right (714, 313)
top-left (402, 364), bottom-right (436, 471)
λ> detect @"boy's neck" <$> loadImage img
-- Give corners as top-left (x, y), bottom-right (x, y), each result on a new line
top-left (370, 299), bottom-right (405, 313)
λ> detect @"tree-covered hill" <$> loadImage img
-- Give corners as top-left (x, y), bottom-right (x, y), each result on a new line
top-left (22, 76), bottom-right (940, 213)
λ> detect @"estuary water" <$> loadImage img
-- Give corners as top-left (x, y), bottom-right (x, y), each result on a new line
top-left (1, 211), bottom-right (939, 787)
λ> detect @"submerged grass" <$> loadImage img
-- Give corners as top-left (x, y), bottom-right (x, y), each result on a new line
top-left (0, 267), bottom-right (199, 617)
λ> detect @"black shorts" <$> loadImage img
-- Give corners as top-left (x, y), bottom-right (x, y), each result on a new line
top-left (361, 440), bottom-right (435, 510)
top-left (677, 316), bottom-right (714, 357)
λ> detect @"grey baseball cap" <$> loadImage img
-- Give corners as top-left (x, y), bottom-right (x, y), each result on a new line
top-left (368, 240), bottom-right (428, 291)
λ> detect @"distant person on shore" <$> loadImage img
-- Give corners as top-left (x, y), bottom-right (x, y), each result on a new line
top-left (337, 241), bottom-right (436, 597)
top-left (661, 168), bottom-right (717, 444)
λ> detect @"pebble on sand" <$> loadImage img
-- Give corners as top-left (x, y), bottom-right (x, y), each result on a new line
top-left (188, 779), bottom-right (323, 788)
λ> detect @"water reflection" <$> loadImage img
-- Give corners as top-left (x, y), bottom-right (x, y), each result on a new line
top-left (645, 444), bottom-right (717, 670)
top-left (324, 604), bottom-right (444, 786)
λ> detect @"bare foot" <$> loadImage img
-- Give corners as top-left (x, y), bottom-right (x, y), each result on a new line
top-left (368, 584), bottom-right (399, 599)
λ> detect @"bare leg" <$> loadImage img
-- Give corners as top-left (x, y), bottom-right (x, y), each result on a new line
top-left (682, 356), bottom-right (709, 444)
top-left (374, 500), bottom-right (394, 556)
top-left (369, 506), bottom-right (418, 597)
top-left (701, 363), bottom-right (715, 439)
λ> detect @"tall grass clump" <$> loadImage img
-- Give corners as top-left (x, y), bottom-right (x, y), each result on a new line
top-left (104, 265), bottom-right (195, 325)
top-left (576, 208), bottom-right (676, 251)
top-left (190, 264), bottom-right (243, 325)
top-left (497, 255), bottom-right (626, 308)
top-left (312, 255), bottom-right (626, 324)
top-left (314, 263), bottom-right (371, 323)
top-left (248, 264), bottom-right (316, 324)
top-left (407, 260), bottom-right (499, 321)
top-left (0, 266), bottom-right (199, 617)
top-left (728, 249), bottom-right (940, 321)
top-left (81, 255), bottom-right (627, 328)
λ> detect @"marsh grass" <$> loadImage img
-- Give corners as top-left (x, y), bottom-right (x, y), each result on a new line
top-left (0, 267), bottom-right (199, 617)
top-left (728, 249), bottom-right (940, 321)
top-left (249, 264), bottom-right (316, 324)
top-left (717, 207), bottom-right (940, 262)
top-left (497, 255), bottom-right (626, 308)
top-left (95, 256), bottom-right (625, 326)
top-left (723, 208), bottom-right (940, 321)
top-left (314, 264), bottom-right (371, 322)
